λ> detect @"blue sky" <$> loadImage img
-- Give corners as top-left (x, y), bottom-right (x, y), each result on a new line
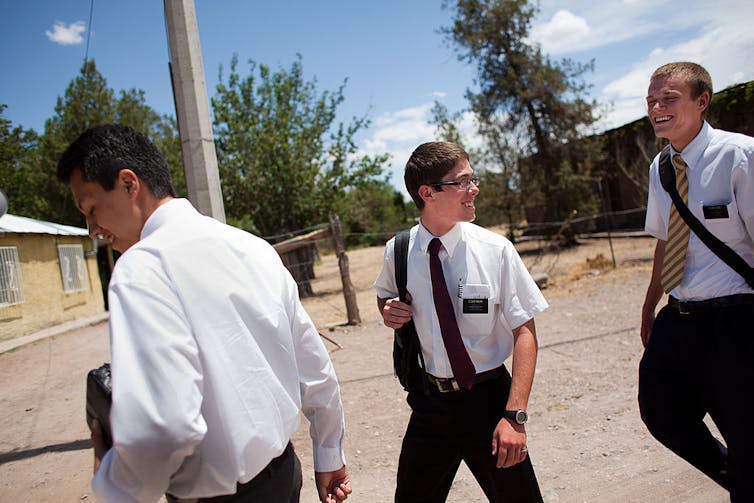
top-left (2, 0), bottom-right (753, 192)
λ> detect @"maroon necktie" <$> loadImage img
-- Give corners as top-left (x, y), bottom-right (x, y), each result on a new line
top-left (428, 238), bottom-right (476, 389)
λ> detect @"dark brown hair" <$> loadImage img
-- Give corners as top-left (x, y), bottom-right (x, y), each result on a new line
top-left (404, 141), bottom-right (469, 210)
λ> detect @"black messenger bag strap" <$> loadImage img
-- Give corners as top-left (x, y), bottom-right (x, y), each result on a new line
top-left (392, 230), bottom-right (427, 392)
top-left (658, 145), bottom-right (754, 288)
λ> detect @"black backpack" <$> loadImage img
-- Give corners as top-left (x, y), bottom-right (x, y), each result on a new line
top-left (392, 230), bottom-right (428, 393)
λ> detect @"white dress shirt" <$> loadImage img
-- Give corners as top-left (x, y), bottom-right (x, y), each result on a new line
top-left (645, 122), bottom-right (754, 301)
top-left (92, 199), bottom-right (346, 502)
top-left (374, 222), bottom-right (548, 378)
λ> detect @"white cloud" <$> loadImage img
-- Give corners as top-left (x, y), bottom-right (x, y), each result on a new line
top-left (357, 103), bottom-right (434, 197)
top-left (357, 99), bottom-right (488, 198)
top-left (531, 1), bottom-right (663, 55)
top-left (372, 103), bottom-right (435, 144)
top-left (45, 20), bottom-right (86, 46)
top-left (529, 10), bottom-right (590, 54)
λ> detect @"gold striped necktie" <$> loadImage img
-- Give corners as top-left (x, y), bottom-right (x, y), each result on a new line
top-left (661, 154), bottom-right (690, 293)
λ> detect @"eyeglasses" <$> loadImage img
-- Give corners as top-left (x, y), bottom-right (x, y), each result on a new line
top-left (431, 176), bottom-right (480, 191)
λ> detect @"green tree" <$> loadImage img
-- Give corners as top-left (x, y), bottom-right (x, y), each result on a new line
top-left (22, 60), bottom-right (183, 226)
top-left (442, 0), bottom-right (602, 228)
top-left (345, 179), bottom-right (412, 247)
top-left (0, 105), bottom-right (40, 217)
top-left (212, 54), bottom-right (390, 237)
top-left (34, 60), bottom-right (116, 224)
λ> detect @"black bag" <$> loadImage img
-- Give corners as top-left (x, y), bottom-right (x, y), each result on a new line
top-left (392, 230), bottom-right (428, 393)
top-left (86, 363), bottom-right (113, 448)
top-left (658, 145), bottom-right (754, 288)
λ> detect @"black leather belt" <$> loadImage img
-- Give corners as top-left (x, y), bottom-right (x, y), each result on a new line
top-left (426, 365), bottom-right (505, 393)
top-left (668, 294), bottom-right (754, 315)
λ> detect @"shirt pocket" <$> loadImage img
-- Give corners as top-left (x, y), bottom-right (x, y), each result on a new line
top-left (457, 283), bottom-right (496, 336)
top-left (699, 200), bottom-right (744, 243)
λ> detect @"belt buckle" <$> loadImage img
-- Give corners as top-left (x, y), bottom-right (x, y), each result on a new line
top-left (677, 302), bottom-right (690, 315)
top-left (432, 376), bottom-right (460, 393)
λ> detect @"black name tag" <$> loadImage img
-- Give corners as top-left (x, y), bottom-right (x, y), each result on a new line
top-left (463, 298), bottom-right (488, 314)
top-left (703, 205), bottom-right (729, 219)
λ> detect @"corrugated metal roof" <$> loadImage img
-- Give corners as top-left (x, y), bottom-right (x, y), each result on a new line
top-left (0, 214), bottom-right (89, 236)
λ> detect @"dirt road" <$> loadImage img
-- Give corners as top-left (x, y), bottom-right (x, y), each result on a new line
top-left (0, 235), bottom-right (728, 502)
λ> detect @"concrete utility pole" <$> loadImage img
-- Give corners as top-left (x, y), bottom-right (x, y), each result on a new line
top-left (164, 0), bottom-right (226, 222)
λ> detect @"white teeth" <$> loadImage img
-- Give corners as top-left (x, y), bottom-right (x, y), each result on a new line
top-left (655, 116), bottom-right (671, 123)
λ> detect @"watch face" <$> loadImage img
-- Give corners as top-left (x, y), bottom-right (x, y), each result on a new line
top-left (515, 410), bottom-right (528, 424)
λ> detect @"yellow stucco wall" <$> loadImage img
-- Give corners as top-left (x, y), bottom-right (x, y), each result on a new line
top-left (0, 233), bottom-right (105, 341)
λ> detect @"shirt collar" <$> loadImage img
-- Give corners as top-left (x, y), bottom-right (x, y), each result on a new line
top-left (140, 198), bottom-right (196, 240)
top-left (671, 121), bottom-right (711, 170)
top-left (416, 221), bottom-right (463, 257)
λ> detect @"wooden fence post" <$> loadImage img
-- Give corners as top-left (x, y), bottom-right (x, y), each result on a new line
top-left (329, 214), bottom-right (361, 325)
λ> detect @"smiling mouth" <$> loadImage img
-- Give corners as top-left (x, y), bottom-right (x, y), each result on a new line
top-left (463, 202), bottom-right (475, 208)
top-left (654, 115), bottom-right (672, 124)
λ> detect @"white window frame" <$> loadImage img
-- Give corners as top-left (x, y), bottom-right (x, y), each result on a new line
top-left (58, 244), bottom-right (89, 294)
top-left (0, 246), bottom-right (24, 306)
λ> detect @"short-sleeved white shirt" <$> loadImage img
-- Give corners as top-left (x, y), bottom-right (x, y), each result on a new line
top-left (374, 222), bottom-right (548, 378)
top-left (645, 122), bottom-right (754, 301)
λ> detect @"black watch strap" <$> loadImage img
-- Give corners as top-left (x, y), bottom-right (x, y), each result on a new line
top-left (503, 409), bottom-right (528, 424)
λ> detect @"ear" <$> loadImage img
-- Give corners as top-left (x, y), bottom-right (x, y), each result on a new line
top-left (118, 169), bottom-right (141, 200)
top-left (697, 91), bottom-right (710, 113)
top-left (418, 184), bottom-right (435, 205)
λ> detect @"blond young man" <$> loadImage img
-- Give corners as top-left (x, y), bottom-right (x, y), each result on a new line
top-left (639, 62), bottom-right (754, 501)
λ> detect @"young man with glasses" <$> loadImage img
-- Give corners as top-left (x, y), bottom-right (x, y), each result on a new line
top-left (374, 141), bottom-right (547, 502)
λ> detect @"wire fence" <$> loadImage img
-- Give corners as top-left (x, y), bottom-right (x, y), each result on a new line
top-left (273, 207), bottom-right (647, 246)
top-left (266, 206), bottom-right (648, 301)
top-left (518, 207), bottom-right (647, 238)
top-left (263, 207), bottom-right (651, 330)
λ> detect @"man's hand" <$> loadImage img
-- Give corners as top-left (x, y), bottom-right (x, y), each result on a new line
top-left (491, 417), bottom-right (528, 469)
top-left (315, 465), bottom-right (352, 503)
top-left (90, 419), bottom-right (108, 473)
top-left (640, 303), bottom-right (656, 347)
top-left (379, 295), bottom-right (413, 329)
top-left (641, 239), bottom-right (665, 348)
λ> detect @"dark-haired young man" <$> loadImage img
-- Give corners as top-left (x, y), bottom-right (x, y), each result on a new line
top-left (639, 62), bottom-right (754, 501)
top-left (374, 141), bottom-right (547, 502)
top-left (58, 124), bottom-right (351, 503)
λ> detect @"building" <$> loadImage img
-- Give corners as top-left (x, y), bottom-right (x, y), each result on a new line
top-left (0, 214), bottom-right (104, 341)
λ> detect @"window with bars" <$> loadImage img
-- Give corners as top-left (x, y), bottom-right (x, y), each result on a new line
top-left (0, 246), bottom-right (24, 306)
top-left (58, 244), bottom-right (89, 293)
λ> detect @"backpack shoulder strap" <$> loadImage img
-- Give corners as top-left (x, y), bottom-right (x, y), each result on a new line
top-left (394, 229), bottom-right (411, 303)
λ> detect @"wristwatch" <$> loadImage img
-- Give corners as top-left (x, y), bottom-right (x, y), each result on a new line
top-left (503, 409), bottom-right (528, 425)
